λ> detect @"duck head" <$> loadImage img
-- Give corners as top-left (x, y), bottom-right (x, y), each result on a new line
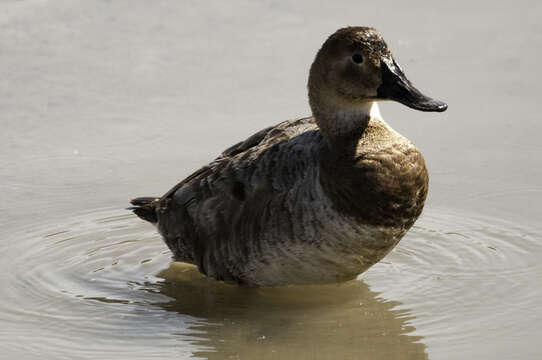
top-left (308, 27), bottom-right (447, 116)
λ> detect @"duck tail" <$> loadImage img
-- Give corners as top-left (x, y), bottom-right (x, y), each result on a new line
top-left (129, 197), bottom-right (159, 224)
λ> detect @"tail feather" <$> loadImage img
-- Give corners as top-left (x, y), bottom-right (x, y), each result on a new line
top-left (129, 196), bottom-right (159, 224)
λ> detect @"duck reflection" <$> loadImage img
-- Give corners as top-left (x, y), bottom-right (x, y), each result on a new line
top-left (151, 262), bottom-right (427, 360)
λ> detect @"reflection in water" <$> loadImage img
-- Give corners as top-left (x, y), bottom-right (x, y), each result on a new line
top-left (152, 263), bottom-right (427, 359)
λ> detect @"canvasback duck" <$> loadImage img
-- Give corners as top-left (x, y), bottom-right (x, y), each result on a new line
top-left (131, 27), bottom-right (447, 285)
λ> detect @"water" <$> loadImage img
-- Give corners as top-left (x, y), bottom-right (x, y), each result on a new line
top-left (1, 1), bottom-right (541, 359)
top-left (2, 209), bottom-right (540, 359)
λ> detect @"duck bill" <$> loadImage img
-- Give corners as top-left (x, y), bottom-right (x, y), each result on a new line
top-left (376, 58), bottom-right (447, 112)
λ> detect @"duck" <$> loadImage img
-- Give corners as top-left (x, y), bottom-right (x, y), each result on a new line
top-left (130, 27), bottom-right (447, 286)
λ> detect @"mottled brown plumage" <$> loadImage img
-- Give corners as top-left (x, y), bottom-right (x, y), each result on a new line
top-left (130, 27), bottom-right (446, 285)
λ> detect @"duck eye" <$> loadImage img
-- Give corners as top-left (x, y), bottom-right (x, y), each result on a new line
top-left (351, 53), bottom-right (363, 64)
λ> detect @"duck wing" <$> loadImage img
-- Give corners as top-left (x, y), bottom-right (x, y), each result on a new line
top-left (130, 122), bottom-right (292, 222)
top-left (157, 124), bottom-right (276, 202)
top-left (148, 116), bottom-right (322, 280)
top-left (159, 116), bottom-right (316, 203)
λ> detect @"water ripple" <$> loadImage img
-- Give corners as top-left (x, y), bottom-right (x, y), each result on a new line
top-left (365, 209), bottom-right (542, 349)
top-left (0, 207), bottom-right (540, 359)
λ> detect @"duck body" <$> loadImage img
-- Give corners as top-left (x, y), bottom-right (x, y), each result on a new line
top-left (131, 27), bottom-right (445, 286)
top-left (133, 105), bottom-right (428, 285)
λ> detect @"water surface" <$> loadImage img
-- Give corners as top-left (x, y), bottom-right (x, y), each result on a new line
top-left (1, 1), bottom-right (541, 359)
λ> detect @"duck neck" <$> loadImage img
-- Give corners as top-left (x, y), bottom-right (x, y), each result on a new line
top-left (314, 102), bottom-right (378, 156)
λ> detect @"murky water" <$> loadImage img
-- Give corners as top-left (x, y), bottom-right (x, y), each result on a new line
top-left (1, 1), bottom-right (541, 359)
top-left (2, 209), bottom-right (539, 359)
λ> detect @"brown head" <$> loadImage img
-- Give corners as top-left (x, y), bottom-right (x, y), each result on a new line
top-left (308, 27), bottom-right (447, 118)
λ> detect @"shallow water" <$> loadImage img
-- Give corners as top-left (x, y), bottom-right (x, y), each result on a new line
top-left (1, 1), bottom-right (542, 359)
top-left (2, 209), bottom-right (539, 359)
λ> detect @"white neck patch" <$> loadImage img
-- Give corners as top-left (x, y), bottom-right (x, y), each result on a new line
top-left (326, 102), bottom-right (382, 136)
top-left (369, 102), bottom-right (382, 120)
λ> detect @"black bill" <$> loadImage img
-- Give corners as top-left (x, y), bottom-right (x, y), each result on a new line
top-left (376, 58), bottom-right (447, 112)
